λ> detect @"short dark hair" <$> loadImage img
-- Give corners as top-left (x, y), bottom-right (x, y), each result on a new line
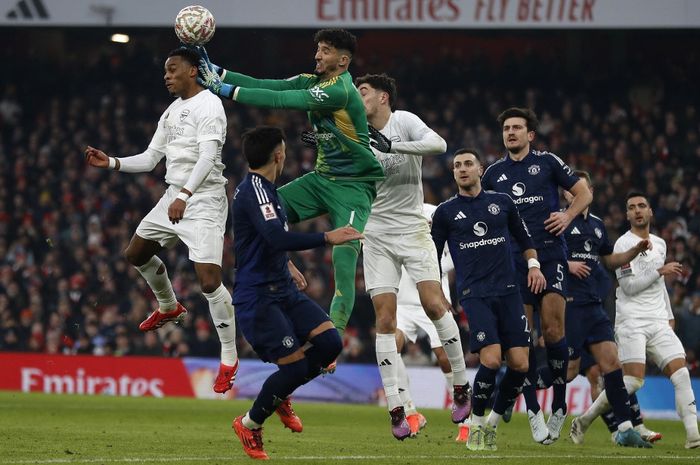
top-left (626, 191), bottom-right (649, 204)
top-left (242, 126), bottom-right (286, 169)
top-left (453, 147), bottom-right (482, 164)
top-left (497, 107), bottom-right (539, 132)
top-left (314, 29), bottom-right (357, 57)
top-left (168, 47), bottom-right (200, 68)
top-left (573, 170), bottom-right (592, 186)
top-left (355, 73), bottom-right (397, 110)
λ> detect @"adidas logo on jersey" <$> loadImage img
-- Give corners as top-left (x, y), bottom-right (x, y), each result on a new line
top-left (497, 173), bottom-right (508, 182)
top-left (443, 337), bottom-right (459, 346)
top-left (454, 211), bottom-right (467, 221)
top-left (552, 282), bottom-right (563, 291)
top-left (379, 359), bottom-right (392, 366)
top-left (570, 227), bottom-right (581, 234)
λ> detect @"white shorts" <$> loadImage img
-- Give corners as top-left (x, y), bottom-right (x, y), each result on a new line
top-left (615, 319), bottom-right (686, 370)
top-left (135, 186), bottom-right (227, 265)
top-left (363, 231), bottom-right (440, 292)
top-left (397, 304), bottom-right (441, 349)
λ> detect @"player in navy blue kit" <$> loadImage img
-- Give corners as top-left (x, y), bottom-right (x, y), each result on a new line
top-left (560, 171), bottom-right (651, 448)
top-left (481, 107), bottom-right (592, 443)
top-left (432, 149), bottom-right (546, 451)
top-left (229, 126), bottom-right (362, 460)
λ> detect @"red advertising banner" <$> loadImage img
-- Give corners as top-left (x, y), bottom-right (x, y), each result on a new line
top-left (0, 353), bottom-right (194, 398)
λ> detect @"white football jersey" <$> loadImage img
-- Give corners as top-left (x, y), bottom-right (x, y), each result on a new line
top-left (614, 231), bottom-right (671, 323)
top-left (149, 90), bottom-right (227, 194)
top-left (364, 110), bottom-right (446, 234)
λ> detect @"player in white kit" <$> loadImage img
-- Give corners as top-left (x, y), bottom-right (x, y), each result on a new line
top-left (394, 203), bottom-right (460, 437)
top-left (355, 73), bottom-right (471, 440)
top-left (570, 191), bottom-right (699, 449)
top-left (84, 48), bottom-right (239, 394)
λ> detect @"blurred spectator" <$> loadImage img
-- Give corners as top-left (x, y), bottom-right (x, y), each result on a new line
top-left (0, 28), bottom-right (698, 376)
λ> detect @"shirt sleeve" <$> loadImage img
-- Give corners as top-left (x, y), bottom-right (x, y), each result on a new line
top-left (117, 147), bottom-right (165, 173)
top-left (546, 152), bottom-right (578, 191)
top-left (599, 223), bottom-right (614, 256)
top-left (222, 71), bottom-right (313, 91)
top-left (614, 237), bottom-right (660, 296)
top-left (389, 112), bottom-right (447, 156)
top-left (506, 196), bottom-right (535, 251)
top-left (234, 79), bottom-right (348, 112)
top-left (182, 140), bottom-right (219, 194)
top-left (243, 189), bottom-right (326, 251)
top-left (431, 205), bottom-right (449, 270)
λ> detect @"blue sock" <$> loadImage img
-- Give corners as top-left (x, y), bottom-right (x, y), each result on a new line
top-left (472, 365), bottom-right (498, 416)
top-left (522, 342), bottom-right (541, 413)
top-left (546, 338), bottom-right (569, 413)
top-left (249, 358), bottom-right (309, 425)
top-left (629, 392), bottom-right (643, 426)
top-left (604, 369), bottom-right (631, 426)
top-left (493, 368), bottom-right (527, 415)
top-left (537, 365), bottom-right (553, 389)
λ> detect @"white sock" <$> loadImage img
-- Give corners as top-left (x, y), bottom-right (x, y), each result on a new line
top-left (376, 333), bottom-right (401, 410)
top-left (579, 390), bottom-right (611, 427)
top-left (618, 420), bottom-right (633, 432)
top-left (243, 412), bottom-right (262, 429)
top-left (444, 371), bottom-right (454, 388)
top-left (581, 375), bottom-right (644, 428)
top-left (487, 411), bottom-right (502, 428)
top-left (432, 312), bottom-right (467, 386)
top-left (203, 284), bottom-right (237, 366)
top-left (135, 256), bottom-right (177, 312)
top-left (396, 355), bottom-right (415, 415)
top-left (471, 414), bottom-right (485, 427)
top-left (670, 367), bottom-right (700, 440)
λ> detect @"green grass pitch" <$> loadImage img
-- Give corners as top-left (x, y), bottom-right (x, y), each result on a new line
top-left (0, 391), bottom-right (696, 464)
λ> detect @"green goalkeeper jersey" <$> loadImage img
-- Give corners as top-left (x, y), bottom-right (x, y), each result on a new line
top-left (222, 70), bottom-right (384, 181)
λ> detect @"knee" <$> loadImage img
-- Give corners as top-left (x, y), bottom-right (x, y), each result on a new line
top-left (123, 246), bottom-right (142, 267)
top-left (480, 354), bottom-right (501, 370)
top-left (311, 329), bottom-right (343, 364)
top-left (374, 310), bottom-right (396, 333)
top-left (542, 325), bottom-right (563, 343)
top-left (598, 357), bottom-right (621, 375)
top-left (200, 280), bottom-right (220, 294)
top-left (508, 358), bottom-right (529, 373)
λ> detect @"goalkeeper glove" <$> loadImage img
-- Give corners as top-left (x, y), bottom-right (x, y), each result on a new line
top-left (195, 47), bottom-right (236, 99)
top-left (195, 45), bottom-right (223, 77)
top-left (368, 125), bottom-right (392, 153)
top-left (300, 131), bottom-right (317, 149)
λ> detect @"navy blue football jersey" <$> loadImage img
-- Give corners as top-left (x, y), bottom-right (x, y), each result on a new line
top-left (564, 212), bottom-right (614, 305)
top-left (431, 190), bottom-right (535, 298)
top-left (481, 150), bottom-right (578, 261)
top-left (232, 173), bottom-right (324, 302)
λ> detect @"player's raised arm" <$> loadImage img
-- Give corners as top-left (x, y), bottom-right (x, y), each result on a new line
top-left (84, 145), bottom-right (164, 173)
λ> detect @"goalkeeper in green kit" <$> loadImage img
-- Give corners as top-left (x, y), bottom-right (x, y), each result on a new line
top-left (196, 29), bottom-right (384, 348)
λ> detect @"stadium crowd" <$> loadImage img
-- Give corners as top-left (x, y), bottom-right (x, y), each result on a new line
top-left (0, 29), bottom-right (699, 376)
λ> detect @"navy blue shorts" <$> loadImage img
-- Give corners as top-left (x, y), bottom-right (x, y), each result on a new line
top-left (579, 348), bottom-right (596, 375)
top-left (514, 255), bottom-right (568, 306)
top-left (565, 302), bottom-right (614, 360)
top-left (461, 293), bottom-right (531, 353)
top-left (235, 289), bottom-right (331, 363)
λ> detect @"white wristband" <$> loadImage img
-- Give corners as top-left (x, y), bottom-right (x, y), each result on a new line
top-left (176, 192), bottom-right (190, 202)
top-left (527, 258), bottom-right (541, 269)
top-left (108, 157), bottom-right (116, 169)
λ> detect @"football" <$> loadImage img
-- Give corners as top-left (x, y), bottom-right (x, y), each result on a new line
top-left (174, 5), bottom-right (215, 45)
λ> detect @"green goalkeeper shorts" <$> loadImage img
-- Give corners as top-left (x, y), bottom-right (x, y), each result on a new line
top-left (278, 171), bottom-right (376, 230)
